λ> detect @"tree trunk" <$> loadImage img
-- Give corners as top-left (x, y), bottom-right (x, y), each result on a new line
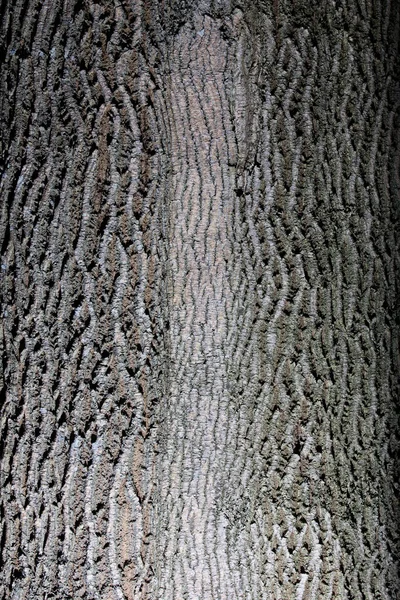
top-left (0, 0), bottom-right (399, 598)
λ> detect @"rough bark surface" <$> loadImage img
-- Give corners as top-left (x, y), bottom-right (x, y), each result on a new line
top-left (0, 0), bottom-right (399, 599)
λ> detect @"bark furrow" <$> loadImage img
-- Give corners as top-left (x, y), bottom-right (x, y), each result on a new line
top-left (0, 1), bottom-right (399, 599)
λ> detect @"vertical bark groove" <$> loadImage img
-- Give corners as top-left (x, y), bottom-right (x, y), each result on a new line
top-left (0, 0), bottom-right (399, 599)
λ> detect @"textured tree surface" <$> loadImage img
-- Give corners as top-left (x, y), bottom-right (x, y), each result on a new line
top-left (0, 0), bottom-right (399, 598)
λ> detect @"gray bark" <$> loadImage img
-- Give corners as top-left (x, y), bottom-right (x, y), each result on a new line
top-left (0, 0), bottom-right (399, 599)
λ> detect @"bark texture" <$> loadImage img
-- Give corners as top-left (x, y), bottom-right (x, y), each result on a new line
top-left (0, 0), bottom-right (399, 599)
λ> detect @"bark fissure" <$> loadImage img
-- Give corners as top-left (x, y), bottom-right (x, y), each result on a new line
top-left (0, 0), bottom-right (399, 599)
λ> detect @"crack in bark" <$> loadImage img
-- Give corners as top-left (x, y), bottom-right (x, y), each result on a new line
top-left (0, 0), bottom-right (399, 598)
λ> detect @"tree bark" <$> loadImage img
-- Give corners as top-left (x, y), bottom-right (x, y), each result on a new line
top-left (0, 0), bottom-right (399, 599)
